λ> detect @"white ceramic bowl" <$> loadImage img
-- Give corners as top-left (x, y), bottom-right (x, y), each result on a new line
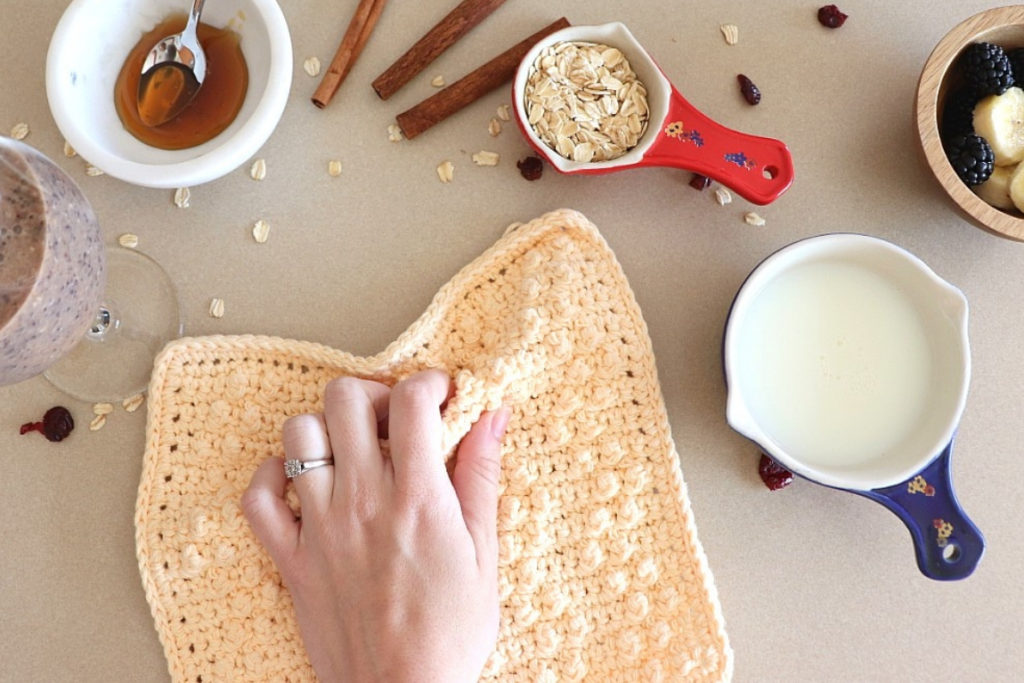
top-left (45, 0), bottom-right (292, 188)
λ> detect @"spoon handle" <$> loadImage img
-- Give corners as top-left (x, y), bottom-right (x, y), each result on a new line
top-left (858, 441), bottom-right (984, 581)
top-left (642, 88), bottom-right (795, 205)
top-left (184, 0), bottom-right (207, 38)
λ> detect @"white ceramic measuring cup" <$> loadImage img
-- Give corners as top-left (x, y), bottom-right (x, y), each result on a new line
top-left (512, 22), bottom-right (794, 205)
top-left (723, 234), bottom-right (983, 580)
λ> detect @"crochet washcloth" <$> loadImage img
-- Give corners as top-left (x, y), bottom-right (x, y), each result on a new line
top-left (135, 208), bottom-right (732, 682)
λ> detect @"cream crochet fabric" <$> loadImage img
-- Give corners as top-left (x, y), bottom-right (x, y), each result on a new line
top-left (135, 208), bottom-right (732, 681)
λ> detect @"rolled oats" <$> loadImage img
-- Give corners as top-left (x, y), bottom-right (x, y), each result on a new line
top-left (744, 211), bottom-right (766, 227)
top-left (93, 403), bottom-right (115, 416)
top-left (174, 187), bottom-right (191, 208)
top-left (431, 74), bottom-right (446, 87)
top-left (472, 151), bottom-right (500, 166)
top-left (63, 140), bottom-right (77, 157)
top-left (303, 56), bottom-right (321, 77)
top-left (436, 160), bottom-right (454, 183)
top-left (89, 414), bottom-right (107, 431)
top-left (496, 104), bottom-right (512, 122)
top-left (10, 122), bottom-right (28, 140)
top-left (714, 187), bottom-right (733, 206)
top-left (209, 297), bottom-right (226, 318)
top-left (488, 118), bottom-right (502, 137)
top-left (523, 41), bottom-right (649, 162)
top-left (118, 233), bottom-right (139, 249)
top-left (327, 160), bottom-right (342, 177)
top-left (387, 123), bottom-right (403, 142)
top-left (85, 164), bottom-right (105, 177)
top-left (720, 24), bottom-right (739, 45)
top-left (250, 158), bottom-right (267, 181)
top-left (123, 393), bottom-right (146, 413)
top-left (252, 219), bottom-right (270, 243)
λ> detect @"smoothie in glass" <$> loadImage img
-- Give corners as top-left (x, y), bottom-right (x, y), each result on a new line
top-left (0, 137), bottom-right (105, 386)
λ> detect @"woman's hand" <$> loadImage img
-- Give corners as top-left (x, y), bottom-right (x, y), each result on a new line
top-left (242, 369), bottom-right (509, 682)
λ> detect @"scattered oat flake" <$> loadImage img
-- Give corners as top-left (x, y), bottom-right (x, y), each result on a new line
top-left (744, 211), bottom-right (766, 227)
top-left (303, 56), bottom-right (321, 77)
top-left (250, 158), bottom-right (267, 180)
top-left (252, 219), bottom-right (270, 243)
top-left (85, 164), bottom-right (105, 177)
top-left (431, 74), bottom-right (445, 87)
top-left (488, 118), bottom-right (502, 137)
top-left (497, 104), bottom-right (512, 122)
top-left (436, 160), bottom-right (454, 183)
top-left (209, 297), bottom-right (225, 318)
top-left (10, 122), bottom-right (29, 140)
top-left (472, 150), bottom-right (500, 166)
top-left (118, 233), bottom-right (139, 249)
top-left (92, 403), bottom-right (114, 416)
top-left (720, 24), bottom-right (739, 45)
top-left (63, 140), bottom-right (77, 157)
top-left (714, 187), bottom-right (733, 205)
top-left (122, 393), bottom-right (145, 413)
top-left (328, 159), bottom-right (342, 177)
top-left (387, 123), bottom-right (403, 142)
top-left (89, 414), bottom-right (107, 431)
top-left (174, 187), bottom-right (191, 208)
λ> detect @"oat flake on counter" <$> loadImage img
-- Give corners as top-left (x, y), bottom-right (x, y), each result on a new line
top-left (431, 75), bottom-right (445, 87)
top-left (174, 187), bottom-right (191, 208)
top-left (436, 161), bottom-right (454, 183)
top-left (252, 220), bottom-right (270, 243)
top-left (303, 56), bottom-right (321, 77)
top-left (119, 233), bottom-right (139, 249)
top-left (209, 298), bottom-right (226, 319)
top-left (388, 124), bottom-right (403, 142)
top-left (123, 393), bottom-right (146, 413)
top-left (10, 122), bottom-right (29, 140)
top-left (250, 158), bottom-right (267, 181)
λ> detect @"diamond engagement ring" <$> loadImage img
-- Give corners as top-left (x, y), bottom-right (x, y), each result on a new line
top-left (284, 458), bottom-right (334, 479)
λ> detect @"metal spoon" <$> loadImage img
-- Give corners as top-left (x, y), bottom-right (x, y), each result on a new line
top-left (137, 0), bottom-right (208, 127)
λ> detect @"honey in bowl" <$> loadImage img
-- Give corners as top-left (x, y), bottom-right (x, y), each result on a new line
top-left (114, 14), bottom-right (248, 150)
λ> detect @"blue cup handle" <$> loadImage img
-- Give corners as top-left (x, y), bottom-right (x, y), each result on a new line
top-left (857, 440), bottom-right (984, 580)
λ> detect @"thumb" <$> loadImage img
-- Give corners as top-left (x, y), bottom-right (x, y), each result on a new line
top-left (452, 407), bottom-right (510, 569)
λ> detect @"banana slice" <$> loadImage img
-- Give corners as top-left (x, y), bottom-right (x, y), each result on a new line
top-left (1007, 162), bottom-right (1024, 212)
top-left (975, 164), bottom-right (1016, 209)
top-left (973, 86), bottom-right (1024, 165)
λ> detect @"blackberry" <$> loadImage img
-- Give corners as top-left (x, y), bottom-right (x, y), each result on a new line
top-left (960, 42), bottom-right (1014, 96)
top-left (941, 87), bottom-right (978, 138)
top-left (1010, 48), bottom-right (1024, 83)
top-left (946, 133), bottom-right (995, 186)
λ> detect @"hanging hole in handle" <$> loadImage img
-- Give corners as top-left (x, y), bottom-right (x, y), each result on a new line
top-left (762, 165), bottom-right (778, 180)
top-left (942, 542), bottom-right (962, 563)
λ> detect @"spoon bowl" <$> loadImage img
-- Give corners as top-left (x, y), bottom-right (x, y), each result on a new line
top-left (137, 0), bottom-right (207, 126)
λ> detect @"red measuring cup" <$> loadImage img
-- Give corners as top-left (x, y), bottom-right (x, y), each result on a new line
top-left (512, 22), bottom-right (794, 205)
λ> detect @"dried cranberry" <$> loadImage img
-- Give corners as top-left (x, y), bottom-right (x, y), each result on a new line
top-left (516, 155), bottom-right (543, 181)
top-left (20, 406), bottom-right (75, 442)
top-left (817, 4), bottom-right (848, 28)
top-left (758, 453), bottom-right (794, 491)
top-left (737, 74), bottom-right (761, 105)
top-left (689, 173), bottom-right (711, 190)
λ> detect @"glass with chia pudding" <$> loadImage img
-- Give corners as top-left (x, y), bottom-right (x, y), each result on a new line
top-left (0, 137), bottom-right (105, 386)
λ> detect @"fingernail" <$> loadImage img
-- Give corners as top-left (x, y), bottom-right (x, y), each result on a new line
top-left (490, 406), bottom-right (511, 440)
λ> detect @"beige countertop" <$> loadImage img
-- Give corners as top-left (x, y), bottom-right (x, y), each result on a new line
top-left (2, 1), bottom-right (1023, 680)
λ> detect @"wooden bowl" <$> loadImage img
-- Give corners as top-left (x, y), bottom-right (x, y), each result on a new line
top-left (916, 5), bottom-right (1024, 241)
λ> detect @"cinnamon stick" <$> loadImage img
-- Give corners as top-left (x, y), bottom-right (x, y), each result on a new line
top-left (372, 0), bottom-right (510, 100)
top-left (312, 0), bottom-right (389, 109)
top-left (396, 17), bottom-right (570, 140)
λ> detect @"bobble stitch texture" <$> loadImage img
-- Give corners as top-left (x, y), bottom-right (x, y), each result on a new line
top-left (136, 209), bottom-right (732, 681)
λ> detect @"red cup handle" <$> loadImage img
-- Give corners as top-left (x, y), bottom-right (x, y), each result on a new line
top-left (644, 88), bottom-right (794, 205)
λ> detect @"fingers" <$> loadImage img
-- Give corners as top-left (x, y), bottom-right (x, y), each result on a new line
top-left (387, 369), bottom-right (452, 493)
top-left (282, 414), bottom-right (334, 515)
top-left (322, 377), bottom-right (391, 496)
top-left (451, 408), bottom-right (509, 571)
top-left (242, 457), bottom-right (300, 567)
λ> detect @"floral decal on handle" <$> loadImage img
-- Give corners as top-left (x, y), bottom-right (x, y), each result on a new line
top-left (907, 475), bottom-right (936, 496)
top-left (664, 121), bottom-right (704, 147)
top-left (933, 518), bottom-right (954, 548)
top-left (724, 151), bottom-right (757, 170)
